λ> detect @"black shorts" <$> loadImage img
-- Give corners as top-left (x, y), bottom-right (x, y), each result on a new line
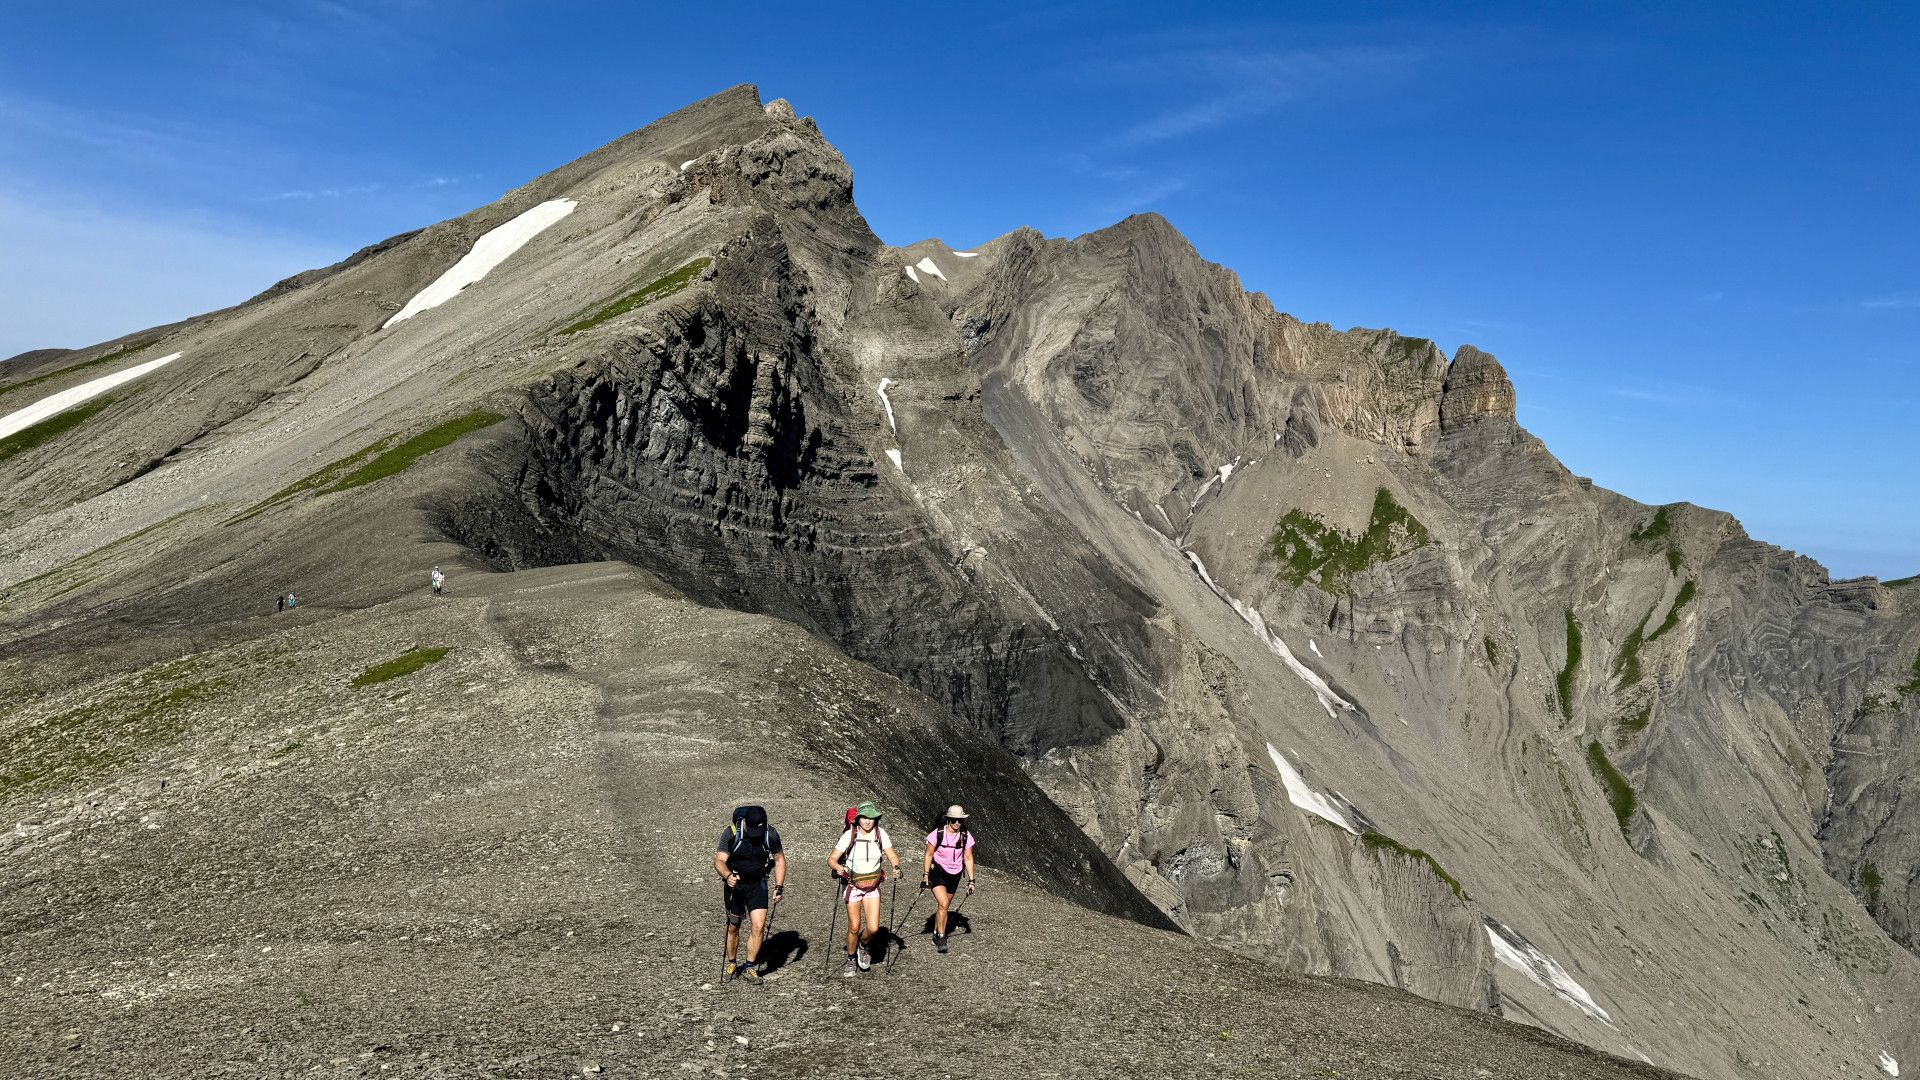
top-left (927, 865), bottom-right (965, 893)
top-left (723, 877), bottom-right (770, 925)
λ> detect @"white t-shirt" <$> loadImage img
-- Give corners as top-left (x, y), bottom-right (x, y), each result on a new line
top-left (833, 826), bottom-right (892, 875)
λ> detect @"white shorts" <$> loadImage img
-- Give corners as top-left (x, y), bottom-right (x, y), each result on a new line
top-left (844, 879), bottom-right (884, 903)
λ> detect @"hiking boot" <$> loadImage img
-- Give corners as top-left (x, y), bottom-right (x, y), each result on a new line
top-left (741, 965), bottom-right (763, 984)
top-left (934, 933), bottom-right (948, 953)
top-left (855, 943), bottom-right (872, 971)
top-left (841, 953), bottom-right (859, 977)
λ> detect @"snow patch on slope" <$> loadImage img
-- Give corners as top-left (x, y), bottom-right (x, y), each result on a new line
top-left (1184, 551), bottom-right (1356, 719)
top-left (952, 250), bottom-right (979, 258)
top-left (680, 159), bottom-right (696, 171)
top-left (0, 352), bottom-right (183, 441)
top-left (885, 448), bottom-right (903, 471)
top-left (914, 256), bottom-right (947, 281)
top-left (1882, 1052), bottom-right (1900, 1076)
top-left (383, 199), bottom-right (577, 329)
top-left (1484, 919), bottom-right (1614, 1026)
top-left (905, 265), bottom-right (920, 284)
top-left (876, 379), bottom-right (898, 433)
top-left (1266, 744), bottom-right (1359, 834)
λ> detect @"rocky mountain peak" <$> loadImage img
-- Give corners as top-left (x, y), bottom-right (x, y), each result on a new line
top-left (1439, 343), bottom-right (1517, 430)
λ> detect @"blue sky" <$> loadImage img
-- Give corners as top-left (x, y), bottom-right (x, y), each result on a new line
top-left (2, 2), bottom-right (1915, 577)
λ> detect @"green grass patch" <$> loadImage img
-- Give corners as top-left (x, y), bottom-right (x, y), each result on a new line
top-left (0, 395), bottom-right (118, 465)
top-left (0, 674), bottom-right (228, 801)
top-left (1613, 610), bottom-right (1653, 689)
top-left (1619, 705), bottom-right (1653, 735)
top-left (1630, 506), bottom-right (1673, 544)
top-left (1861, 860), bottom-right (1882, 909)
top-left (326, 411), bottom-right (503, 492)
top-left (235, 410), bottom-right (504, 521)
top-left (560, 257), bottom-right (711, 335)
top-left (0, 339), bottom-right (159, 402)
top-left (1483, 636), bottom-right (1500, 666)
top-left (1268, 487), bottom-right (1431, 594)
top-left (1666, 545), bottom-right (1683, 575)
top-left (1898, 648), bottom-right (1920, 696)
top-left (1586, 740), bottom-right (1637, 839)
top-left (1645, 579), bottom-right (1696, 643)
top-left (351, 646), bottom-right (450, 688)
top-left (1556, 608), bottom-right (1583, 722)
top-left (1360, 831), bottom-right (1468, 900)
top-left (1883, 575), bottom-right (1915, 588)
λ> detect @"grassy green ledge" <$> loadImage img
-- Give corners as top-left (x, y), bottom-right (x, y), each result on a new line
top-left (1360, 831), bottom-right (1469, 900)
top-left (560, 257), bottom-right (711, 335)
top-left (1555, 609), bottom-right (1582, 722)
top-left (351, 647), bottom-right (450, 689)
top-left (235, 410), bottom-right (505, 522)
top-left (1586, 740), bottom-right (1637, 839)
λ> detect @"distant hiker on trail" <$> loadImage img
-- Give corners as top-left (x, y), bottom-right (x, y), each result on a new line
top-left (286, 592), bottom-right (298, 609)
top-left (430, 567), bottom-right (444, 596)
top-left (715, 805), bottom-right (786, 983)
top-left (277, 594), bottom-right (285, 613)
top-left (921, 804), bottom-right (976, 953)
top-left (829, 800), bottom-right (900, 976)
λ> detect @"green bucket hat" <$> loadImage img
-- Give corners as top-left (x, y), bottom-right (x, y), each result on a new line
top-left (855, 800), bottom-right (883, 820)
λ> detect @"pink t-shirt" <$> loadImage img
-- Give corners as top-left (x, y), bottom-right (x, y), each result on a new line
top-left (926, 828), bottom-right (975, 874)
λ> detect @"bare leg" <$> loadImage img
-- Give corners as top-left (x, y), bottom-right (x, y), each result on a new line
top-left (745, 908), bottom-right (767, 963)
top-left (845, 899), bottom-right (860, 954)
top-left (934, 886), bottom-right (953, 935)
top-left (725, 921), bottom-right (739, 964)
top-left (858, 893), bottom-right (882, 947)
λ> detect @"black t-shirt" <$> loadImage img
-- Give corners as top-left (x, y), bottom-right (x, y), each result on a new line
top-left (717, 826), bottom-right (783, 879)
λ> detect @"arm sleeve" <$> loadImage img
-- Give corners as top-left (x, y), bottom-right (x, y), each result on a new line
top-left (716, 830), bottom-right (732, 854)
top-left (831, 830), bottom-right (852, 856)
top-left (766, 828), bottom-right (783, 854)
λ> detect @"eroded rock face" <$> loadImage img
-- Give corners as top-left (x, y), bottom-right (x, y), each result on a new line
top-left (1440, 345), bottom-right (1517, 431)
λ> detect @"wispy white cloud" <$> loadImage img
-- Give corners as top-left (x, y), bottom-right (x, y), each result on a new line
top-left (0, 187), bottom-right (337, 357)
top-left (1861, 292), bottom-right (1920, 310)
top-left (1089, 177), bottom-right (1191, 221)
top-left (1098, 44), bottom-right (1424, 149)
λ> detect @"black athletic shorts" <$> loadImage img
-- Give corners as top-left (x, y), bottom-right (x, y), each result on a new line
top-left (927, 864), bottom-right (965, 893)
top-left (724, 877), bottom-right (770, 925)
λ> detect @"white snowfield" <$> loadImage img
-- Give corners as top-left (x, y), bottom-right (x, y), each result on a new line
top-left (876, 379), bottom-right (898, 433)
top-left (1484, 919), bottom-right (1614, 1026)
top-left (0, 352), bottom-right (183, 442)
top-left (904, 265), bottom-right (920, 283)
top-left (382, 199), bottom-right (577, 329)
top-left (951, 250), bottom-right (979, 258)
top-left (1184, 550), bottom-right (1357, 718)
top-left (679, 159), bottom-right (696, 171)
top-left (1882, 1052), bottom-right (1900, 1077)
top-left (884, 448), bottom-right (903, 471)
top-left (1267, 744), bottom-right (1359, 834)
top-left (913, 256), bottom-right (947, 281)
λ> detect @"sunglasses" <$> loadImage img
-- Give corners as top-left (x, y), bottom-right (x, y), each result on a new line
top-left (945, 817), bottom-right (965, 825)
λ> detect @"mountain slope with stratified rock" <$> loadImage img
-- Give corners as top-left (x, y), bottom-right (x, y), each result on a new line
top-left (2, 85), bottom-right (1914, 1080)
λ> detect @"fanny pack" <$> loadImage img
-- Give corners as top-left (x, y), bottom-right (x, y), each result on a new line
top-left (848, 868), bottom-right (885, 888)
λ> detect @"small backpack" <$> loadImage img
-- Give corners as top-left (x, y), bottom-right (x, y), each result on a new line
top-left (726, 805), bottom-right (773, 881)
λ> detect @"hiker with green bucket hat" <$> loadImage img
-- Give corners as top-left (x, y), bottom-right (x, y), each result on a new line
top-left (828, 800), bottom-right (901, 975)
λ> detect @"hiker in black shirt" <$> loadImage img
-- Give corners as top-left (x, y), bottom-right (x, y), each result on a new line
top-left (714, 806), bottom-right (786, 981)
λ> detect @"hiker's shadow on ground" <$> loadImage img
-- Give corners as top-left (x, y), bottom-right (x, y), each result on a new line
top-left (915, 912), bottom-right (972, 937)
top-left (760, 930), bottom-right (806, 972)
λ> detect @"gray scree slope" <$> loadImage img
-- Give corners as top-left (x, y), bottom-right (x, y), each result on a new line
top-left (1, 85), bottom-right (1914, 1080)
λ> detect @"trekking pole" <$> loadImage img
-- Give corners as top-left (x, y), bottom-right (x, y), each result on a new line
top-left (884, 883), bottom-right (928, 974)
top-left (822, 878), bottom-right (843, 978)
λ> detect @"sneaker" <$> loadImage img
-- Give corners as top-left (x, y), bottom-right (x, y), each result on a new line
top-left (741, 966), bottom-right (763, 983)
top-left (934, 933), bottom-right (948, 954)
top-left (841, 953), bottom-right (859, 977)
top-left (855, 944), bottom-right (872, 971)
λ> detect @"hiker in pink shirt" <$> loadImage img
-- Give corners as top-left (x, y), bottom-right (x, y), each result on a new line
top-left (920, 803), bottom-right (976, 953)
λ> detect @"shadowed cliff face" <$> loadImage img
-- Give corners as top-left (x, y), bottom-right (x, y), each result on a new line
top-left (2, 85), bottom-right (1916, 1080)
